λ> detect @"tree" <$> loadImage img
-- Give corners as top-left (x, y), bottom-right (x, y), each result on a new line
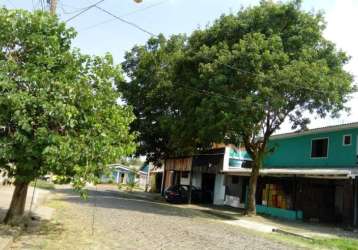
top-left (121, 34), bottom-right (188, 165)
top-left (122, 0), bottom-right (354, 214)
top-left (174, 0), bottom-right (354, 214)
top-left (0, 9), bottom-right (136, 224)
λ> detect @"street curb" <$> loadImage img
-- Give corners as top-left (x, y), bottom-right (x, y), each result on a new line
top-left (272, 228), bottom-right (314, 240)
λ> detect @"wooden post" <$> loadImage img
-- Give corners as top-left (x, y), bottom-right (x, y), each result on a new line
top-left (49, 0), bottom-right (57, 15)
top-left (161, 162), bottom-right (166, 196)
top-left (188, 168), bottom-right (193, 204)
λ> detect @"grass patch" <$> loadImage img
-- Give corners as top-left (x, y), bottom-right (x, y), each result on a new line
top-left (268, 232), bottom-right (358, 250)
top-left (313, 238), bottom-right (358, 250)
top-left (118, 183), bottom-right (143, 192)
top-left (30, 180), bottom-right (55, 190)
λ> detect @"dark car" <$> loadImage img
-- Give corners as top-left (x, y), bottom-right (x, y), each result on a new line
top-left (164, 185), bottom-right (212, 203)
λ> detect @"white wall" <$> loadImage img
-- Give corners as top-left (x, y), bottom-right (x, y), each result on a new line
top-left (213, 174), bottom-right (226, 205)
top-left (180, 174), bottom-right (190, 185)
top-left (223, 146), bottom-right (230, 171)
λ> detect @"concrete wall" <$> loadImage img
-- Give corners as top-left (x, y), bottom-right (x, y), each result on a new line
top-left (226, 175), bottom-right (243, 198)
top-left (213, 174), bottom-right (226, 205)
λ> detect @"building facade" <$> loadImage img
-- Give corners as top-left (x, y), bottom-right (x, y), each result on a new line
top-left (223, 122), bottom-right (358, 226)
top-left (163, 145), bottom-right (249, 205)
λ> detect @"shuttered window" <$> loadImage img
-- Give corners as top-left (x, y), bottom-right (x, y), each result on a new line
top-left (343, 135), bottom-right (351, 146)
top-left (311, 138), bottom-right (328, 158)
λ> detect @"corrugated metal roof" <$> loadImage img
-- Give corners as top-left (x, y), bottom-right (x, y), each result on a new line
top-left (271, 121), bottom-right (358, 140)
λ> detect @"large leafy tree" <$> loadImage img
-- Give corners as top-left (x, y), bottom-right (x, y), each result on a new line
top-left (0, 9), bottom-right (136, 223)
top-left (121, 34), bottom-right (188, 165)
top-left (174, 0), bottom-right (354, 213)
top-left (123, 0), bottom-right (354, 214)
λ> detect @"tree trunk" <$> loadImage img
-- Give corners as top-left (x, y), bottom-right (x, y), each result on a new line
top-left (246, 157), bottom-right (262, 215)
top-left (3, 181), bottom-right (30, 224)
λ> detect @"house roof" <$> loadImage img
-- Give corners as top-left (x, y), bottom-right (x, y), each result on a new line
top-left (140, 163), bottom-right (149, 173)
top-left (108, 164), bottom-right (148, 176)
top-left (223, 167), bottom-right (358, 179)
top-left (271, 122), bottom-right (358, 140)
top-left (108, 164), bottom-right (131, 172)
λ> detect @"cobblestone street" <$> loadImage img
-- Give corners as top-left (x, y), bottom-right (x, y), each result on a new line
top-left (11, 187), bottom-right (302, 250)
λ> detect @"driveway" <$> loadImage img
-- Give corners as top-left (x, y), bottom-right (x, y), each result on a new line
top-left (11, 186), bottom-right (303, 250)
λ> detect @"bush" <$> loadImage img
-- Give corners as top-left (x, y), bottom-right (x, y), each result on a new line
top-left (118, 182), bottom-right (140, 192)
top-left (52, 175), bottom-right (71, 184)
top-left (30, 180), bottom-right (55, 190)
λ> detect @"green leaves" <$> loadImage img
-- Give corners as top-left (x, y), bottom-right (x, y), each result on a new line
top-left (0, 8), bottom-right (136, 184)
top-left (122, 1), bottom-right (354, 164)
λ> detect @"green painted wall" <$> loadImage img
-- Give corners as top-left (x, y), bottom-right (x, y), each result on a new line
top-left (256, 205), bottom-right (303, 220)
top-left (264, 127), bottom-right (358, 168)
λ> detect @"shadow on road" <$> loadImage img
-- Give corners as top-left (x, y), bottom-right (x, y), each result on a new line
top-left (52, 187), bottom-right (358, 240)
top-left (53, 187), bottom-right (230, 220)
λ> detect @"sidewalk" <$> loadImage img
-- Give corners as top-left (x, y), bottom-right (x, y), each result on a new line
top-left (185, 204), bottom-right (358, 239)
top-left (0, 185), bottom-right (52, 250)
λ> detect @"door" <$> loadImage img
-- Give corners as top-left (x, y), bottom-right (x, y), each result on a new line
top-left (202, 173), bottom-right (216, 203)
top-left (155, 173), bottom-right (163, 193)
top-left (302, 184), bottom-right (335, 222)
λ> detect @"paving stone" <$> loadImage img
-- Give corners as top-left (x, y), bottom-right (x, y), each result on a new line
top-left (11, 187), bottom-right (303, 250)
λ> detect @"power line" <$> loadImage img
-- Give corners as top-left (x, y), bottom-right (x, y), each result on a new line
top-left (65, 0), bottom-right (155, 36)
top-left (94, 5), bottom-right (155, 36)
top-left (40, 0), bottom-right (45, 11)
top-left (121, 0), bottom-right (168, 17)
top-left (65, 0), bottom-right (105, 23)
top-left (80, 0), bottom-right (169, 32)
top-left (4, 0), bottom-right (15, 8)
top-left (62, 0), bottom-right (356, 97)
top-left (60, 2), bottom-right (91, 15)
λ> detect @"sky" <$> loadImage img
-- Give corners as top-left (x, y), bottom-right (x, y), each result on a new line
top-left (1, 0), bottom-right (358, 133)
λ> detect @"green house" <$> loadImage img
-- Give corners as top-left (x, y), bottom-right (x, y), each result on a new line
top-left (265, 123), bottom-right (358, 169)
top-left (223, 122), bottom-right (358, 226)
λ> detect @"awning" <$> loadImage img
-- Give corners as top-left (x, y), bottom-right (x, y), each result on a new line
top-left (223, 168), bottom-right (358, 179)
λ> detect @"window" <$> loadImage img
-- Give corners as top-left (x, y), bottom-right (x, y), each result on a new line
top-left (232, 176), bottom-right (239, 184)
top-left (229, 158), bottom-right (242, 168)
top-left (343, 135), bottom-right (351, 146)
top-left (311, 138), bottom-right (328, 158)
top-left (181, 172), bottom-right (189, 178)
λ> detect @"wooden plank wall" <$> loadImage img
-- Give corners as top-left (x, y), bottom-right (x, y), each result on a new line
top-left (165, 157), bottom-right (192, 171)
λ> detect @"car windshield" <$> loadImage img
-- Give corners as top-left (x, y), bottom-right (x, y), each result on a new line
top-left (180, 186), bottom-right (189, 191)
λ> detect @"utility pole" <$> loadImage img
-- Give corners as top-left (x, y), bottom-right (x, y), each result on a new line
top-left (48, 0), bottom-right (57, 15)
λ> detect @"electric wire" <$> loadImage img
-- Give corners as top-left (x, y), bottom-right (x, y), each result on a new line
top-left (60, 2), bottom-right (94, 15)
top-left (63, 0), bottom-right (357, 97)
top-left (94, 5), bottom-right (155, 36)
top-left (65, 0), bottom-right (105, 23)
top-left (80, 0), bottom-right (169, 32)
top-left (4, 0), bottom-right (15, 8)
